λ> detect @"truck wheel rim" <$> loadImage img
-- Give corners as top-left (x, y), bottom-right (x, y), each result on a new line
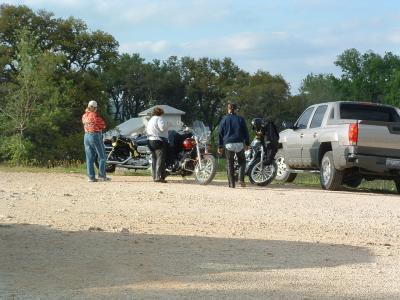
top-left (322, 158), bottom-right (331, 185)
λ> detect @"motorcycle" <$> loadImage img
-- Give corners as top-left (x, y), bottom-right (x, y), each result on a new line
top-left (234, 119), bottom-right (278, 186)
top-left (100, 134), bottom-right (152, 173)
top-left (161, 120), bottom-right (217, 185)
top-left (101, 120), bottom-right (217, 185)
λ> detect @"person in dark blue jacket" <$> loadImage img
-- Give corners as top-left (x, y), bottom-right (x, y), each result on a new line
top-left (217, 103), bottom-right (250, 188)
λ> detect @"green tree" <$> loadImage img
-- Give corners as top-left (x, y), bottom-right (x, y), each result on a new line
top-left (0, 5), bottom-right (119, 163)
top-left (149, 56), bottom-right (187, 114)
top-left (299, 73), bottom-right (342, 104)
top-left (335, 49), bottom-right (400, 103)
top-left (385, 70), bottom-right (400, 107)
top-left (0, 4), bottom-right (118, 74)
top-left (0, 29), bottom-right (66, 163)
top-left (236, 70), bottom-right (290, 126)
top-left (102, 53), bottom-right (153, 122)
top-left (180, 57), bottom-right (242, 131)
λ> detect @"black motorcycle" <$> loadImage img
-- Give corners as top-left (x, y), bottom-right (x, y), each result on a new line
top-left (100, 134), bottom-right (151, 172)
top-left (235, 118), bottom-right (278, 186)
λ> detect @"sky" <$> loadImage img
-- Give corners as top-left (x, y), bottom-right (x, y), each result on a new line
top-left (4, 0), bottom-right (400, 94)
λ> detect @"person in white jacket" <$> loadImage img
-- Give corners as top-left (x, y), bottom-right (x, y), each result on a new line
top-left (146, 107), bottom-right (171, 183)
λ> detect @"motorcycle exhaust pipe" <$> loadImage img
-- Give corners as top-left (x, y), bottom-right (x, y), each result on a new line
top-left (107, 156), bottom-right (132, 165)
top-left (106, 161), bottom-right (121, 165)
top-left (124, 165), bottom-right (149, 169)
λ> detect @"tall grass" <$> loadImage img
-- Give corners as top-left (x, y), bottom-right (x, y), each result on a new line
top-left (215, 158), bottom-right (398, 194)
top-left (1, 158), bottom-right (398, 194)
top-left (0, 160), bottom-right (86, 174)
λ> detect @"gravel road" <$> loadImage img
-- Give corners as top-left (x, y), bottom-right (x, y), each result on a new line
top-left (1, 171), bottom-right (400, 299)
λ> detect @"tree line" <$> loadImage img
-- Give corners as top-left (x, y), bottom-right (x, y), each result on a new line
top-left (1, 4), bottom-right (400, 165)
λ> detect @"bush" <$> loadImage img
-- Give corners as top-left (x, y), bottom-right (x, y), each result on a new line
top-left (0, 135), bottom-right (34, 165)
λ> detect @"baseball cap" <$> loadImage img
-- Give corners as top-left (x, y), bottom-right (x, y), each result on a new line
top-left (88, 100), bottom-right (97, 108)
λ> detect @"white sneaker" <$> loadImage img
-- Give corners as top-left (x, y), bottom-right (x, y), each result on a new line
top-left (98, 177), bottom-right (111, 182)
top-left (88, 178), bottom-right (97, 182)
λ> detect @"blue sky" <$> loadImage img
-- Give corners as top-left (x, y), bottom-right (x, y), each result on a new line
top-left (4, 0), bottom-right (400, 93)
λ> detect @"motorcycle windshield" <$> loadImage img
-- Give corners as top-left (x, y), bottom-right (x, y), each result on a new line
top-left (192, 121), bottom-right (211, 144)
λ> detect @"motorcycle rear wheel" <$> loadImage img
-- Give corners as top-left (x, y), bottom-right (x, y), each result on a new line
top-left (248, 159), bottom-right (277, 186)
top-left (95, 153), bottom-right (116, 173)
top-left (194, 155), bottom-right (217, 185)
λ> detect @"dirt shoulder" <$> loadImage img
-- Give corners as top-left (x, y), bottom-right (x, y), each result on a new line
top-left (1, 171), bottom-right (400, 299)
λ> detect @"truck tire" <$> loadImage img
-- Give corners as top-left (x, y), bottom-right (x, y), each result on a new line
top-left (320, 151), bottom-right (344, 190)
top-left (394, 179), bottom-right (400, 194)
top-left (275, 153), bottom-right (297, 183)
top-left (343, 177), bottom-right (363, 188)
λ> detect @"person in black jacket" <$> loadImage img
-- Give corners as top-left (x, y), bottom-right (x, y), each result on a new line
top-left (218, 103), bottom-right (250, 188)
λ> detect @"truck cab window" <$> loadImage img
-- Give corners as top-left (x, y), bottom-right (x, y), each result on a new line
top-left (295, 107), bottom-right (314, 129)
top-left (310, 105), bottom-right (328, 128)
top-left (340, 103), bottom-right (400, 122)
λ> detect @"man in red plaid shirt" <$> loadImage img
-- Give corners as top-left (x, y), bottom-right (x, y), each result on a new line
top-left (82, 100), bottom-right (111, 182)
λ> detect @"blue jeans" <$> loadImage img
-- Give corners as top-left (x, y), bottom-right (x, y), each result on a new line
top-left (84, 132), bottom-right (106, 179)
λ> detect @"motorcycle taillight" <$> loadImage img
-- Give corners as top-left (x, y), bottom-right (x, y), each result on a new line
top-left (182, 138), bottom-right (196, 150)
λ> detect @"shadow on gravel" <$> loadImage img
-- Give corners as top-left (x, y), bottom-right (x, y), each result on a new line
top-left (0, 223), bottom-right (375, 299)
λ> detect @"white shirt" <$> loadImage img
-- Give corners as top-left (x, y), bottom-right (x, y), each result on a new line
top-left (146, 116), bottom-right (170, 140)
top-left (225, 142), bottom-right (244, 153)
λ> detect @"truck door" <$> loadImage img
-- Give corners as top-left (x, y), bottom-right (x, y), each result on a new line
top-left (301, 105), bottom-right (328, 167)
top-left (285, 107), bottom-right (315, 167)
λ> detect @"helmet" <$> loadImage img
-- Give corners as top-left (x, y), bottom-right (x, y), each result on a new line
top-left (251, 118), bottom-right (264, 131)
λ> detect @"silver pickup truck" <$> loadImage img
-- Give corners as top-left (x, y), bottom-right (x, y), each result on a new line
top-left (275, 101), bottom-right (400, 191)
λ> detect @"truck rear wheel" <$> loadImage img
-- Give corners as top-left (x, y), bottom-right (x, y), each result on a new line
top-left (320, 151), bottom-right (344, 190)
top-left (343, 177), bottom-right (363, 188)
top-left (394, 179), bottom-right (400, 194)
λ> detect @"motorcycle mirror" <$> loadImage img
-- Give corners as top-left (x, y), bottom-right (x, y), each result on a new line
top-left (282, 121), bottom-right (294, 129)
top-left (176, 120), bottom-right (185, 127)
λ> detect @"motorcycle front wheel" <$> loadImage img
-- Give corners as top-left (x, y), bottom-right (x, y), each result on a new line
top-left (194, 154), bottom-right (217, 185)
top-left (248, 159), bottom-right (277, 186)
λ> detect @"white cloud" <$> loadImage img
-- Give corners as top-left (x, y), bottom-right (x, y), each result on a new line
top-left (385, 31), bottom-right (400, 44)
top-left (84, 0), bottom-right (232, 27)
top-left (120, 40), bottom-right (170, 55)
top-left (222, 33), bottom-right (265, 52)
top-left (179, 31), bottom-right (292, 58)
top-left (4, 0), bottom-right (83, 8)
top-left (113, 2), bottom-right (161, 24)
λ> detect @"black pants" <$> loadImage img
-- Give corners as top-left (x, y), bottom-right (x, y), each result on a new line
top-left (148, 139), bottom-right (168, 181)
top-left (225, 148), bottom-right (245, 188)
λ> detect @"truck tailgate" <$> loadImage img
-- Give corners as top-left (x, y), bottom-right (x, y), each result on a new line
top-left (356, 120), bottom-right (400, 158)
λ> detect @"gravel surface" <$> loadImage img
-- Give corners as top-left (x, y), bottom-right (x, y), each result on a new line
top-left (1, 171), bottom-right (400, 299)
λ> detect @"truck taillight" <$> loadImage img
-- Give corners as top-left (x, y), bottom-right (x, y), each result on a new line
top-left (348, 123), bottom-right (358, 145)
